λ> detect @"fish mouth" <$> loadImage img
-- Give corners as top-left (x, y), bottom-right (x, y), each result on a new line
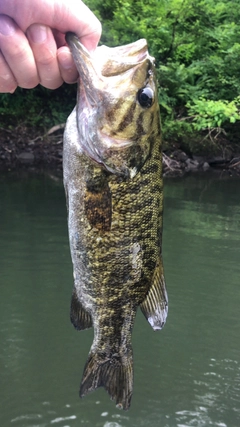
top-left (66, 32), bottom-right (100, 106)
top-left (66, 32), bottom-right (151, 104)
top-left (66, 33), bottom-right (153, 178)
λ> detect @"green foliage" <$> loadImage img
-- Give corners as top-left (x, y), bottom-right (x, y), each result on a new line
top-left (187, 97), bottom-right (240, 130)
top-left (1, 0), bottom-right (240, 153)
top-left (85, 0), bottom-right (240, 150)
top-left (0, 84), bottom-right (76, 130)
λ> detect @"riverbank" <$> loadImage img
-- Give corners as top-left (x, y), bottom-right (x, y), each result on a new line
top-left (1, 124), bottom-right (240, 176)
top-left (0, 124), bottom-right (63, 173)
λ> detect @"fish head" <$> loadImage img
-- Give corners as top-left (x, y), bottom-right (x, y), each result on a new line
top-left (66, 33), bottom-right (160, 179)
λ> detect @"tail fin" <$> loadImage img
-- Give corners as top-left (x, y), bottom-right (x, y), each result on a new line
top-left (79, 351), bottom-right (133, 410)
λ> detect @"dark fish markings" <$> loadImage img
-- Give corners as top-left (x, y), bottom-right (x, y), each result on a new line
top-left (116, 102), bottom-right (137, 133)
top-left (63, 34), bottom-right (168, 411)
top-left (84, 181), bottom-right (112, 231)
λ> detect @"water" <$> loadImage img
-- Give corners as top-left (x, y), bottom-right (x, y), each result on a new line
top-left (0, 171), bottom-right (240, 427)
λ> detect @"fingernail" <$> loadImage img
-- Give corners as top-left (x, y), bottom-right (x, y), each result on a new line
top-left (28, 24), bottom-right (48, 44)
top-left (0, 15), bottom-right (16, 36)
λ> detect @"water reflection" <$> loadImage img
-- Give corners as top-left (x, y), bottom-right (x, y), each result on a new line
top-left (0, 172), bottom-right (240, 427)
top-left (165, 175), bottom-right (240, 241)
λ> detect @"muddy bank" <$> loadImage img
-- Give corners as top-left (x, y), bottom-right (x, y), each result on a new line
top-left (162, 149), bottom-right (240, 177)
top-left (0, 124), bottom-right (63, 173)
top-left (1, 124), bottom-right (240, 176)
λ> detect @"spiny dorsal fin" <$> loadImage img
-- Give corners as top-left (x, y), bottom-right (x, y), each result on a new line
top-left (140, 256), bottom-right (168, 330)
top-left (70, 288), bottom-right (92, 330)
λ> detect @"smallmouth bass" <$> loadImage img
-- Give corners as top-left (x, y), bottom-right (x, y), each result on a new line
top-left (63, 33), bottom-right (168, 410)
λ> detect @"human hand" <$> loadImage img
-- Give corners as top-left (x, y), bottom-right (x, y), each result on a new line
top-left (0, 0), bottom-right (101, 92)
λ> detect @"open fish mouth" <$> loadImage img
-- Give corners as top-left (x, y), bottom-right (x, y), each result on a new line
top-left (66, 32), bottom-right (100, 107)
top-left (63, 33), bottom-right (167, 410)
top-left (65, 32), bottom-right (154, 109)
top-left (66, 32), bottom-right (152, 80)
top-left (66, 33), bottom-right (157, 178)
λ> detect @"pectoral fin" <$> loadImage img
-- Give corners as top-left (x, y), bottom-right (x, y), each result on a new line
top-left (70, 288), bottom-right (92, 330)
top-left (140, 257), bottom-right (168, 330)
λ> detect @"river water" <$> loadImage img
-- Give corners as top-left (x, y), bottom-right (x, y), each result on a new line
top-left (0, 172), bottom-right (240, 427)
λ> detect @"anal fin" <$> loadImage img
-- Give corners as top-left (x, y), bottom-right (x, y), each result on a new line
top-left (70, 288), bottom-right (92, 330)
top-left (140, 256), bottom-right (168, 330)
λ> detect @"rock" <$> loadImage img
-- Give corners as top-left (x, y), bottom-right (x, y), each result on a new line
top-left (171, 149), bottom-right (188, 162)
top-left (203, 162), bottom-right (210, 170)
top-left (192, 155), bottom-right (205, 164)
top-left (185, 158), bottom-right (199, 171)
top-left (207, 156), bottom-right (228, 165)
top-left (18, 152), bottom-right (35, 163)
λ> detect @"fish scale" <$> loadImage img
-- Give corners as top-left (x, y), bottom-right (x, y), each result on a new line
top-left (63, 33), bottom-right (168, 410)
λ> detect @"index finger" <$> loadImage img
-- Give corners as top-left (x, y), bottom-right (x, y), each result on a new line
top-left (0, 0), bottom-right (102, 52)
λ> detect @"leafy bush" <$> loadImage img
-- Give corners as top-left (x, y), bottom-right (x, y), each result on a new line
top-left (0, 84), bottom-right (76, 130)
top-left (1, 0), bottom-right (240, 153)
top-left (187, 98), bottom-right (240, 130)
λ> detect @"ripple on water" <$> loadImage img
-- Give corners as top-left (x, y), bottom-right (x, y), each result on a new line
top-left (103, 423), bottom-right (122, 427)
top-left (50, 415), bottom-right (77, 424)
top-left (175, 357), bottom-right (240, 427)
top-left (11, 413), bottom-right (43, 423)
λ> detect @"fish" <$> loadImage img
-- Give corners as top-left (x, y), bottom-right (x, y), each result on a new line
top-left (63, 32), bottom-right (168, 410)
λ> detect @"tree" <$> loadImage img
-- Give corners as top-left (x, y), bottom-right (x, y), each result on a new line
top-left (86, 0), bottom-right (240, 150)
top-left (1, 0), bottom-right (240, 153)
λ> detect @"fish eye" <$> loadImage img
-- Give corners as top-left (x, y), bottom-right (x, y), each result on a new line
top-left (137, 87), bottom-right (154, 108)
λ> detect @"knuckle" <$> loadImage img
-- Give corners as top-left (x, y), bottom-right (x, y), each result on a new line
top-left (0, 81), bottom-right (17, 93)
top-left (13, 66), bottom-right (39, 89)
top-left (0, 67), bottom-right (16, 93)
top-left (36, 52), bottom-right (55, 67)
top-left (39, 75), bottom-right (63, 90)
top-left (19, 79), bottom-right (39, 89)
top-left (9, 44), bottom-right (31, 62)
top-left (60, 69), bottom-right (78, 85)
